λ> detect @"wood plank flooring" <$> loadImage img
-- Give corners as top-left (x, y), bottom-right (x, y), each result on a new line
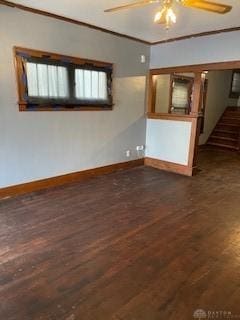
top-left (0, 148), bottom-right (240, 320)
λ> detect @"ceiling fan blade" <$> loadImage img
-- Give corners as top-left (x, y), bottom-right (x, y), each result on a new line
top-left (104, 0), bottom-right (160, 13)
top-left (181, 0), bottom-right (232, 14)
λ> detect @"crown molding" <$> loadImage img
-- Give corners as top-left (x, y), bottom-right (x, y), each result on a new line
top-left (0, 0), bottom-right (151, 45)
top-left (151, 26), bottom-right (240, 45)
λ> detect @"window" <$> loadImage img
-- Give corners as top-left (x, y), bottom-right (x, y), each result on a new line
top-left (14, 47), bottom-right (113, 111)
top-left (229, 70), bottom-right (240, 98)
top-left (75, 69), bottom-right (108, 101)
top-left (172, 81), bottom-right (189, 110)
top-left (169, 76), bottom-right (193, 115)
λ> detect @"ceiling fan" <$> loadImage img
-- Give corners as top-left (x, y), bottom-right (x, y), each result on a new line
top-left (104, 0), bottom-right (232, 29)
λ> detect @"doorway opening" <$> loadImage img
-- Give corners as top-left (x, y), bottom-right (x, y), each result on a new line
top-left (147, 61), bottom-right (240, 176)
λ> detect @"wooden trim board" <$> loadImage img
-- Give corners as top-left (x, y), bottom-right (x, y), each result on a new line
top-left (147, 112), bottom-right (196, 122)
top-left (151, 26), bottom-right (240, 45)
top-left (150, 61), bottom-right (240, 75)
top-left (0, 159), bottom-right (144, 200)
top-left (145, 157), bottom-right (194, 176)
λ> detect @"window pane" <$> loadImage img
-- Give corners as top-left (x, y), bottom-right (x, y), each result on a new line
top-left (232, 72), bottom-right (240, 93)
top-left (91, 71), bottom-right (99, 98)
top-left (26, 62), bottom-right (68, 99)
top-left (48, 65), bottom-right (58, 97)
top-left (99, 72), bottom-right (107, 100)
top-left (37, 64), bottom-right (48, 97)
top-left (75, 69), bottom-right (84, 99)
top-left (26, 63), bottom-right (38, 97)
top-left (172, 82), bottom-right (189, 108)
top-left (75, 69), bottom-right (108, 101)
top-left (84, 70), bottom-right (92, 99)
top-left (57, 67), bottom-right (68, 98)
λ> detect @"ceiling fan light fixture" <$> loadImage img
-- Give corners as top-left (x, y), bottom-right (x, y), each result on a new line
top-left (105, 0), bottom-right (232, 30)
top-left (154, 8), bottom-right (164, 23)
top-left (167, 7), bottom-right (177, 23)
top-left (154, 5), bottom-right (177, 28)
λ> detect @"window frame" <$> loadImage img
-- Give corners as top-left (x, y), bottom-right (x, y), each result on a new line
top-left (14, 47), bottom-right (113, 111)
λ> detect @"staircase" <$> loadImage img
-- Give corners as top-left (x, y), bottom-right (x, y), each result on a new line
top-left (207, 107), bottom-right (240, 151)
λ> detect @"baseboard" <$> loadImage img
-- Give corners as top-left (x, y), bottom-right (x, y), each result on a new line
top-left (144, 157), bottom-right (193, 176)
top-left (0, 157), bottom-right (194, 200)
top-left (0, 159), bottom-right (144, 200)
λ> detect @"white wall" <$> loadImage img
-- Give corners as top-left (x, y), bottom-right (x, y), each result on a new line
top-left (0, 6), bottom-right (150, 188)
top-left (199, 70), bottom-right (233, 144)
top-left (146, 119), bottom-right (192, 165)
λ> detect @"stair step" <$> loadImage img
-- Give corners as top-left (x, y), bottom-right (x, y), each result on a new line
top-left (216, 128), bottom-right (239, 134)
top-left (217, 123), bottom-right (239, 130)
top-left (221, 118), bottom-right (240, 125)
top-left (222, 114), bottom-right (240, 121)
top-left (211, 135), bottom-right (237, 142)
top-left (215, 129), bottom-right (238, 134)
top-left (208, 107), bottom-right (240, 151)
top-left (208, 136), bottom-right (238, 148)
top-left (226, 107), bottom-right (240, 112)
top-left (218, 121), bottom-right (239, 126)
top-left (225, 108), bottom-right (240, 112)
top-left (207, 141), bottom-right (239, 150)
top-left (222, 115), bottom-right (240, 119)
top-left (213, 130), bottom-right (239, 139)
top-left (224, 112), bottom-right (240, 118)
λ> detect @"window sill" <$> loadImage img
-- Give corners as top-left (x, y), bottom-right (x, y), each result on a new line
top-left (18, 103), bottom-right (113, 112)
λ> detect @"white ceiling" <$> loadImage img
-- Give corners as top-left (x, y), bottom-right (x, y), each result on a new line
top-left (12, 0), bottom-right (240, 43)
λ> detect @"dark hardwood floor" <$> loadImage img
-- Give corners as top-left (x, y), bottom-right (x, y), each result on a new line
top-left (0, 148), bottom-right (240, 320)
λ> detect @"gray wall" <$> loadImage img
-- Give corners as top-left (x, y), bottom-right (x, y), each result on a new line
top-left (150, 30), bottom-right (240, 69)
top-left (0, 6), bottom-right (150, 187)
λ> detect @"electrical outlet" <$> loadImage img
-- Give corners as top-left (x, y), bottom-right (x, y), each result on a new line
top-left (126, 150), bottom-right (131, 157)
top-left (136, 145), bottom-right (145, 151)
top-left (140, 55), bottom-right (146, 63)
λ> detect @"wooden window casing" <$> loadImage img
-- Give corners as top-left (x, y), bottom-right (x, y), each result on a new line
top-left (14, 47), bottom-right (113, 111)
